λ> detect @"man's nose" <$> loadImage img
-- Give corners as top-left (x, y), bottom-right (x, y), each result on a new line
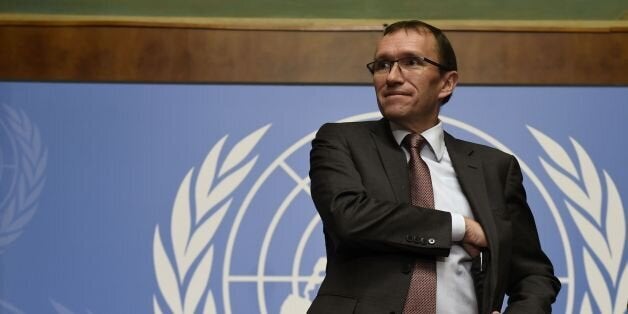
top-left (386, 62), bottom-right (404, 85)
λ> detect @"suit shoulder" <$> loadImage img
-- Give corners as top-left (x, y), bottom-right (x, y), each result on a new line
top-left (452, 136), bottom-right (514, 161)
top-left (316, 120), bottom-right (379, 137)
top-left (319, 120), bottom-right (379, 130)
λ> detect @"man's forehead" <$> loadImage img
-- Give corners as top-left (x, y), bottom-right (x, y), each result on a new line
top-left (374, 28), bottom-right (438, 57)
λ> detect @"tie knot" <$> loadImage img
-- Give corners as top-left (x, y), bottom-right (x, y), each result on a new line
top-left (402, 133), bottom-right (427, 149)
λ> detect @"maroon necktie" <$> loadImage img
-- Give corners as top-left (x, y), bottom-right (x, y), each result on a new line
top-left (402, 134), bottom-right (437, 314)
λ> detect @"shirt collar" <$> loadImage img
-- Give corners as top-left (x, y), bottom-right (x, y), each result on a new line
top-left (390, 120), bottom-right (446, 162)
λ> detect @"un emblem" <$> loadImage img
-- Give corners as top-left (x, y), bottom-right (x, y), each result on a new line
top-left (154, 112), bottom-right (627, 314)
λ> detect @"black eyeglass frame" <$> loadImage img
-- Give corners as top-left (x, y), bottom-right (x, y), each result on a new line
top-left (366, 56), bottom-right (452, 74)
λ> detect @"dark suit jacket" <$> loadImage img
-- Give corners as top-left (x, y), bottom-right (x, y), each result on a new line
top-left (308, 119), bottom-right (560, 314)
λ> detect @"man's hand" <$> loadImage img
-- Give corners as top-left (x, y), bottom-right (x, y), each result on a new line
top-left (463, 217), bottom-right (488, 257)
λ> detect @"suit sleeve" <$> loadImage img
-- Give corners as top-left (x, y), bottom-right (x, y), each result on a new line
top-left (309, 123), bottom-right (453, 257)
top-left (503, 156), bottom-right (561, 313)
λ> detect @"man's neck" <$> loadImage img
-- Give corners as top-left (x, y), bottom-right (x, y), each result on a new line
top-left (393, 116), bottom-right (439, 134)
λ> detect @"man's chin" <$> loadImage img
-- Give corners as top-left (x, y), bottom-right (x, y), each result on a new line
top-left (379, 109), bottom-right (410, 123)
top-left (378, 102), bottom-right (408, 117)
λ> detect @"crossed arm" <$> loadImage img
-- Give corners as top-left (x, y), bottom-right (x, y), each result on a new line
top-left (310, 123), bottom-right (486, 258)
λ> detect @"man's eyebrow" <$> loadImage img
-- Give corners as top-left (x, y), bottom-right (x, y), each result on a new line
top-left (373, 52), bottom-right (390, 60)
top-left (374, 52), bottom-right (422, 60)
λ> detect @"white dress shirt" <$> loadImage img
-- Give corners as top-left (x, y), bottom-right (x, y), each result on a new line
top-left (391, 120), bottom-right (479, 314)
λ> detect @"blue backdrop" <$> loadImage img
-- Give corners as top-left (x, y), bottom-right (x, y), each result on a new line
top-left (0, 83), bottom-right (626, 313)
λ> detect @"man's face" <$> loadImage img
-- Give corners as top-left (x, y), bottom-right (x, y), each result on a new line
top-left (373, 29), bottom-right (456, 131)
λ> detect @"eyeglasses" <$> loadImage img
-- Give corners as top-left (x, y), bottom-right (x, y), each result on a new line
top-left (366, 56), bottom-right (451, 75)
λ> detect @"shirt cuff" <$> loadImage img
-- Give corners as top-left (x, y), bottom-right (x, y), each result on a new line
top-left (451, 213), bottom-right (465, 242)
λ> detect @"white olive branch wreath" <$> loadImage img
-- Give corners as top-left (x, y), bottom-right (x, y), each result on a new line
top-left (0, 105), bottom-right (47, 254)
top-left (153, 125), bottom-right (270, 314)
top-left (529, 126), bottom-right (627, 314)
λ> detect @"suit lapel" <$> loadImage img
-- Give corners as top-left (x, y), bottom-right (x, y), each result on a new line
top-left (444, 133), bottom-right (491, 223)
top-left (369, 119), bottom-right (410, 204)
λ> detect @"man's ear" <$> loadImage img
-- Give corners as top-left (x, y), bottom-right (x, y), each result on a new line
top-left (439, 71), bottom-right (459, 99)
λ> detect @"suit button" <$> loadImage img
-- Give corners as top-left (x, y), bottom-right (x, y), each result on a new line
top-left (428, 238), bottom-right (436, 245)
top-left (402, 263), bottom-right (412, 274)
top-left (405, 234), bottom-right (414, 242)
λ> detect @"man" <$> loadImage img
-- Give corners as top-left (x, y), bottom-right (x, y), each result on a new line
top-left (308, 20), bottom-right (560, 314)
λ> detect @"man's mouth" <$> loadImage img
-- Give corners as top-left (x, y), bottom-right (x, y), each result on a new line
top-left (383, 91), bottom-right (411, 97)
